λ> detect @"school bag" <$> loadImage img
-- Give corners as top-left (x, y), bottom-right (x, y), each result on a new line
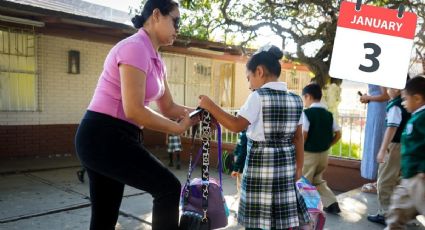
top-left (296, 176), bottom-right (326, 230)
top-left (180, 111), bottom-right (229, 230)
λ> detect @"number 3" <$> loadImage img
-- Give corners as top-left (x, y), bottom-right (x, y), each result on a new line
top-left (359, 43), bottom-right (381, 73)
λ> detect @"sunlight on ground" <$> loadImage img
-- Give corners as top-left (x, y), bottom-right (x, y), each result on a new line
top-left (224, 194), bottom-right (240, 227)
top-left (116, 212), bottom-right (153, 230)
top-left (339, 197), bottom-right (367, 222)
top-left (224, 194), bottom-right (239, 211)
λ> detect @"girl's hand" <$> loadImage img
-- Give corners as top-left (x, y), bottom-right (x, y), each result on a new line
top-left (295, 168), bottom-right (303, 181)
top-left (198, 95), bottom-right (214, 111)
top-left (231, 171), bottom-right (239, 178)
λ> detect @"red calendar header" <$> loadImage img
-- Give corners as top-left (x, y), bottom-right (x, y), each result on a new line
top-left (338, 1), bottom-right (417, 39)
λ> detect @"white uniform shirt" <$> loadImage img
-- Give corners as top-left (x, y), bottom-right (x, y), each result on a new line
top-left (386, 106), bottom-right (402, 127)
top-left (302, 102), bottom-right (340, 132)
top-left (238, 82), bottom-right (302, 141)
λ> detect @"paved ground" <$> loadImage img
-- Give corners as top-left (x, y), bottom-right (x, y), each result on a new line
top-left (1, 147), bottom-right (424, 230)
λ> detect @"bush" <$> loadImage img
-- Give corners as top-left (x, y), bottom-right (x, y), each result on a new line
top-left (330, 141), bottom-right (361, 159)
top-left (221, 150), bottom-right (234, 175)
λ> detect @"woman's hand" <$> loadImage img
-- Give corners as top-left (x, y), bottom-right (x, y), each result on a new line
top-left (189, 110), bottom-right (201, 125)
top-left (176, 110), bottom-right (192, 134)
top-left (231, 171), bottom-right (239, 178)
top-left (360, 94), bottom-right (370, 103)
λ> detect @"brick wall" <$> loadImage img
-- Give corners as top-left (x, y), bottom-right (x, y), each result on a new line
top-left (0, 124), bottom-right (165, 157)
top-left (0, 124), bottom-right (78, 157)
top-left (0, 35), bottom-right (113, 157)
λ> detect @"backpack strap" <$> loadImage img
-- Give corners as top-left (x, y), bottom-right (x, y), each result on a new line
top-left (183, 111), bottom-right (224, 222)
top-left (200, 110), bottom-right (212, 222)
top-left (183, 124), bottom-right (199, 205)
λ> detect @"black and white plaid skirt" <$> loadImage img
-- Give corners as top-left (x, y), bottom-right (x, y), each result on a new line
top-left (167, 135), bottom-right (182, 153)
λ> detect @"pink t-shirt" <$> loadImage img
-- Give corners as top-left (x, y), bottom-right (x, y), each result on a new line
top-left (88, 29), bottom-right (166, 126)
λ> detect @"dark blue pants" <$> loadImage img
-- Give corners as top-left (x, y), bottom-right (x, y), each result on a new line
top-left (75, 110), bottom-right (181, 230)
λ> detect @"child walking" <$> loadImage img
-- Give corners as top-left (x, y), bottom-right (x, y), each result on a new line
top-left (199, 45), bottom-right (310, 229)
top-left (166, 133), bottom-right (182, 169)
top-left (301, 83), bottom-right (342, 214)
top-left (367, 86), bottom-right (410, 225)
top-left (385, 76), bottom-right (425, 229)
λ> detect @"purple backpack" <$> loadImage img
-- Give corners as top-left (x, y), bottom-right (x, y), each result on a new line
top-left (181, 178), bottom-right (228, 229)
top-left (180, 112), bottom-right (229, 230)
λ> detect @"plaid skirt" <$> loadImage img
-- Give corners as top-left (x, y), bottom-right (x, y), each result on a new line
top-left (238, 141), bottom-right (311, 229)
top-left (167, 135), bottom-right (182, 153)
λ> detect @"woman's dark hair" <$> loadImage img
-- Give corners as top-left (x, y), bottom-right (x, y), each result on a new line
top-left (246, 45), bottom-right (284, 77)
top-left (131, 0), bottom-right (179, 29)
top-left (302, 83), bottom-right (322, 100)
top-left (405, 75), bottom-right (425, 99)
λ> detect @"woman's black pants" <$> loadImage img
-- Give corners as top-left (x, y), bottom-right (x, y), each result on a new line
top-left (75, 111), bottom-right (181, 230)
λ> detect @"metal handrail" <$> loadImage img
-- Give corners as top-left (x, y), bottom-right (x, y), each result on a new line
top-left (183, 108), bottom-right (366, 160)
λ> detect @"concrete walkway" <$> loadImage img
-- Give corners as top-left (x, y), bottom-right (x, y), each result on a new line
top-left (1, 147), bottom-right (424, 230)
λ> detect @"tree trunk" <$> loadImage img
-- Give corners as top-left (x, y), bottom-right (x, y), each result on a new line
top-left (321, 83), bottom-right (342, 121)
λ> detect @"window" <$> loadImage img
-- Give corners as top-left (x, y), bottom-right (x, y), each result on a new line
top-left (186, 57), bottom-right (212, 107)
top-left (163, 53), bottom-right (186, 105)
top-left (162, 53), bottom-right (235, 109)
top-left (0, 27), bottom-right (38, 111)
top-left (212, 61), bottom-right (234, 108)
top-left (281, 69), bottom-right (312, 95)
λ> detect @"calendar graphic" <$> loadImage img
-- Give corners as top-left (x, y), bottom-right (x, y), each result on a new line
top-left (329, 1), bottom-right (417, 89)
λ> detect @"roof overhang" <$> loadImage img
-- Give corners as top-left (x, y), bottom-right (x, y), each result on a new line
top-left (0, 1), bottom-right (248, 56)
top-left (0, 1), bottom-right (136, 42)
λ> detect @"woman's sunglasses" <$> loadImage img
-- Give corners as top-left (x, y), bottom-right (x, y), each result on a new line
top-left (169, 15), bottom-right (180, 30)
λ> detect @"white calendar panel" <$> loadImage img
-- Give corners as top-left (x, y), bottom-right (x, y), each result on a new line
top-left (330, 1), bottom-right (417, 89)
top-left (330, 28), bottom-right (413, 89)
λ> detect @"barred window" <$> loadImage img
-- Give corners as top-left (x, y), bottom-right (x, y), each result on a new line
top-left (185, 56), bottom-right (212, 107)
top-left (281, 69), bottom-right (311, 95)
top-left (0, 27), bottom-right (38, 111)
top-left (162, 53), bottom-right (235, 109)
top-left (163, 53), bottom-right (186, 106)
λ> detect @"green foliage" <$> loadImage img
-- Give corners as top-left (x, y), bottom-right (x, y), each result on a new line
top-left (221, 150), bottom-right (234, 175)
top-left (330, 140), bottom-right (361, 160)
top-left (178, 14), bottom-right (210, 40)
top-left (176, 0), bottom-right (425, 87)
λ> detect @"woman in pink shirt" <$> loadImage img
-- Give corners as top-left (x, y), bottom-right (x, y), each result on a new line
top-left (75, 1), bottom-right (193, 229)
